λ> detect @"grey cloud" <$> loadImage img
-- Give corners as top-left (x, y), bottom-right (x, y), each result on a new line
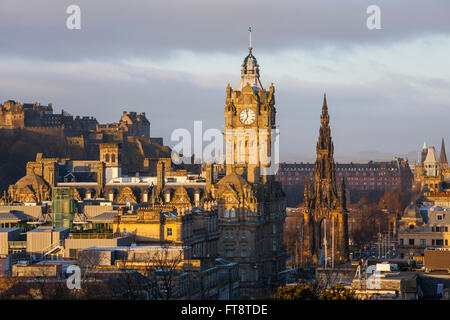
top-left (1, 0), bottom-right (450, 61)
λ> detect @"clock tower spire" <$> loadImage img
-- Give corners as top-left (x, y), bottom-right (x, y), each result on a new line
top-left (237, 28), bottom-right (263, 92)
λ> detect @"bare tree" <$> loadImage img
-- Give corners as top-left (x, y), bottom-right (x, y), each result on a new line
top-left (148, 247), bottom-right (184, 300)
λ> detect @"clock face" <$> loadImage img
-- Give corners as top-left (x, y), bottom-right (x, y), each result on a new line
top-left (239, 108), bottom-right (256, 125)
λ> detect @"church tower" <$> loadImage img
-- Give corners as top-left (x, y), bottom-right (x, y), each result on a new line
top-left (224, 45), bottom-right (276, 183)
top-left (303, 95), bottom-right (349, 264)
top-left (100, 143), bottom-right (121, 183)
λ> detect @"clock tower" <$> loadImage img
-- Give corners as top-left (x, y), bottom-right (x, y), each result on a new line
top-left (216, 37), bottom-right (287, 298)
top-left (224, 46), bottom-right (276, 183)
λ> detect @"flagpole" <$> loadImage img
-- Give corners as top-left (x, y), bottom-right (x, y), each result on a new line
top-left (248, 26), bottom-right (252, 49)
top-left (332, 216), bottom-right (335, 269)
top-left (324, 219), bottom-right (327, 269)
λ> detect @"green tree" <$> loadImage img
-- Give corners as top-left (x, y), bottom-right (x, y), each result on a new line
top-left (320, 283), bottom-right (356, 300)
top-left (273, 283), bottom-right (318, 300)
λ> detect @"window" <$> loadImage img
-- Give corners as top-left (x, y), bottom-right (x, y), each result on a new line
top-left (225, 245), bottom-right (234, 257)
top-left (409, 239), bottom-right (415, 246)
top-left (272, 239), bottom-right (277, 251)
top-left (241, 245), bottom-right (247, 257)
top-left (167, 228), bottom-right (172, 237)
top-left (438, 215), bottom-right (443, 220)
top-left (241, 231), bottom-right (247, 239)
top-left (420, 239), bottom-right (426, 246)
top-left (273, 224), bottom-right (277, 234)
top-left (241, 270), bottom-right (246, 282)
top-left (230, 208), bottom-right (236, 218)
top-left (400, 238), bottom-right (404, 245)
top-left (272, 262), bottom-right (277, 274)
top-left (224, 209), bottom-right (229, 218)
top-left (436, 239), bottom-right (444, 246)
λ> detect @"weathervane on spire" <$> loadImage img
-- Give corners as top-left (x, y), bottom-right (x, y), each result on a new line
top-left (248, 26), bottom-right (252, 51)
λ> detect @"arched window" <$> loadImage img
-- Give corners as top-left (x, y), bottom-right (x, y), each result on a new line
top-left (111, 154), bottom-right (116, 163)
top-left (224, 209), bottom-right (229, 218)
top-left (230, 208), bottom-right (236, 218)
top-left (105, 154), bottom-right (110, 162)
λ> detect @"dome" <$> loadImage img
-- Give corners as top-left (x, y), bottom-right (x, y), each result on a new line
top-left (404, 204), bottom-right (421, 218)
top-left (217, 173), bottom-right (249, 188)
top-left (242, 51), bottom-right (259, 69)
top-left (14, 173), bottom-right (49, 190)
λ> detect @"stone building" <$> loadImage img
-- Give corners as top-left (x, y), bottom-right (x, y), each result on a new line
top-left (397, 204), bottom-right (450, 262)
top-left (216, 45), bottom-right (286, 299)
top-left (413, 138), bottom-right (449, 193)
top-left (113, 206), bottom-right (219, 266)
top-left (397, 138), bottom-right (450, 264)
top-left (0, 100), bottom-right (96, 132)
top-left (302, 95), bottom-right (349, 265)
top-left (0, 100), bottom-right (168, 175)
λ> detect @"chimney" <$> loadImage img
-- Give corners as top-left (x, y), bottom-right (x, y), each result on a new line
top-left (157, 160), bottom-right (165, 190)
top-left (206, 163), bottom-right (214, 192)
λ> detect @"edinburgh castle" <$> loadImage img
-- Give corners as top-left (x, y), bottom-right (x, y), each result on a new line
top-left (0, 99), bottom-right (171, 192)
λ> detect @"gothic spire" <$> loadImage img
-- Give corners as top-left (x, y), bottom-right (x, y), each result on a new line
top-left (440, 137), bottom-right (448, 166)
top-left (321, 93), bottom-right (329, 127)
top-left (313, 94), bottom-right (337, 207)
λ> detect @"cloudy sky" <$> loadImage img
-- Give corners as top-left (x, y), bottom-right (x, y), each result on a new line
top-left (1, 0), bottom-right (450, 162)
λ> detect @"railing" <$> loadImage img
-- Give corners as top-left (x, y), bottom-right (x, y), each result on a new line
top-left (41, 240), bottom-right (64, 256)
top-left (68, 232), bottom-right (125, 239)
